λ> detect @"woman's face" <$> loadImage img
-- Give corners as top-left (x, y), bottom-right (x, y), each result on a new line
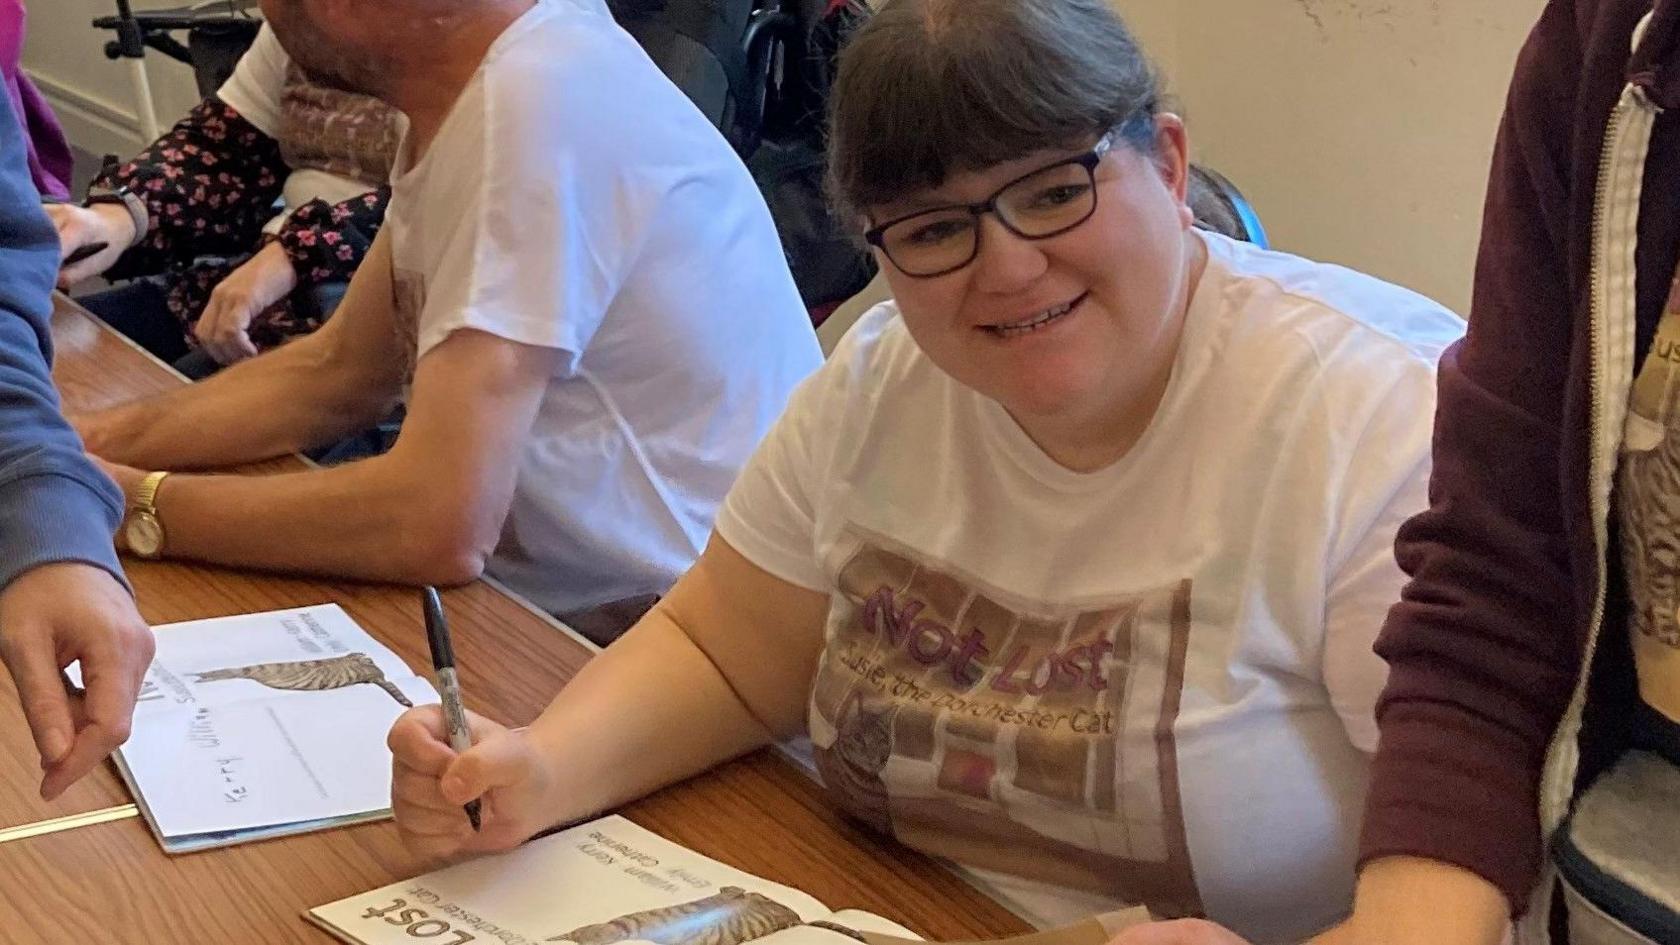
top-left (870, 117), bottom-right (1201, 438)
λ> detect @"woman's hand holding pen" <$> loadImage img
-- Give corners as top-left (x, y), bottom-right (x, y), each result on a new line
top-left (388, 706), bottom-right (562, 862)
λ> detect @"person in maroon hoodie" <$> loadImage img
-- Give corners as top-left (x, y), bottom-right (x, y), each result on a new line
top-left (1111, 2), bottom-right (1680, 944)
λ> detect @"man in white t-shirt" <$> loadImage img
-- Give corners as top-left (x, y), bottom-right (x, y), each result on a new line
top-left (72, 0), bottom-right (822, 640)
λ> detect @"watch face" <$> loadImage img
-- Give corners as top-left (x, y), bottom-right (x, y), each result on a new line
top-left (125, 513), bottom-right (164, 558)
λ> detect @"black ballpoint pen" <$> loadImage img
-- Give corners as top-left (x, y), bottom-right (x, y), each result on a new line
top-left (422, 586), bottom-right (482, 831)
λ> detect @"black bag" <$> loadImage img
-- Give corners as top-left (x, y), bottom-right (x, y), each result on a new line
top-left (186, 17), bottom-right (262, 97)
top-left (749, 138), bottom-right (874, 312)
top-left (750, 0), bottom-right (878, 313)
top-left (607, 0), bottom-right (757, 154)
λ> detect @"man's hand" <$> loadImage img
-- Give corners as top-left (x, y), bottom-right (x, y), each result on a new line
top-left (0, 562), bottom-right (154, 799)
top-left (90, 456), bottom-right (143, 509)
top-left (195, 241), bottom-right (298, 366)
top-left (44, 203), bottom-right (135, 288)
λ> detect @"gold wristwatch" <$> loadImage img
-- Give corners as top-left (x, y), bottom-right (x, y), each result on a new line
top-left (123, 471), bottom-right (171, 559)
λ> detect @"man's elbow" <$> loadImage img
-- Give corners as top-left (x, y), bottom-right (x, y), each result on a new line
top-left (394, 508), bottom-right (497, 587)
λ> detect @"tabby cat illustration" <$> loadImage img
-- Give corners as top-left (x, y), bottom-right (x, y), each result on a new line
top-left (548, 887), bottom-right (803, 945)
top-left (834, 696), bottom-right (897, 775)
top-left (815, 692), bottom-right (898, 833)
top-left (1622, 356), bottom-right (1680, 652)
top-left (190, 652), bottom-right (413, 707)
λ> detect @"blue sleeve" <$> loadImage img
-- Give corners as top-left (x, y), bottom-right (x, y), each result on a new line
top-left (0, 93), bottom-right (127, 592)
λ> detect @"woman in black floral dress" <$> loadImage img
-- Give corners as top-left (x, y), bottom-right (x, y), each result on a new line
top-left (46, 24), bottom-right (397, 380)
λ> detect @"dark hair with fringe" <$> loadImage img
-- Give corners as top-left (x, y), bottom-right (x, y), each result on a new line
top-left (826, 0), bottom-right (1162, 224)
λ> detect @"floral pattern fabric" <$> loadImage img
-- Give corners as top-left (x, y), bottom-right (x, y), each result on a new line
top-left (94, 98), bottom-right (389, 353)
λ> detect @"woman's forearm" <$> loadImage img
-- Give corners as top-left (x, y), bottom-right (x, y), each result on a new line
top-left (523, 605), bottom-right (779, 829)
top-left (1313, 857), bottom-right (1511, 945)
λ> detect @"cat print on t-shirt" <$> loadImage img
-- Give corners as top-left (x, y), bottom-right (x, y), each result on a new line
top-left (1618, 265), bottom-right (1680, 745)
top-left (808, 530), bottom-right (1202, 919)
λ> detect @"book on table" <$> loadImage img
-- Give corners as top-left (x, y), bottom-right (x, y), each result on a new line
top-left (308, 814), bottom-right (1151, 945)
top-left (69, 603), bottom-right (439, 853)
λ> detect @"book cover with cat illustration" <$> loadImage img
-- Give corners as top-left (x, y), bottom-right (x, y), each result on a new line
top-left (308, 815), bottom-right (1151, 945)
top-left (307, 815), bottom-right (922, 945)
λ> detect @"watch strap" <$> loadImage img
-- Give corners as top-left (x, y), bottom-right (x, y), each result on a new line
top-left (85, 186), bottom-right (148, 248)
top-left (134, 470), bottom-right (171, 515)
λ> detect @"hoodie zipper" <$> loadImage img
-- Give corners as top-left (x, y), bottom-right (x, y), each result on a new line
top-left (1520, 79), bottom-right (1657, 945)
top-left (1542, 79), bottom-right (1661, 845)
top-left (1520, 19), bottom-right (1664, 943)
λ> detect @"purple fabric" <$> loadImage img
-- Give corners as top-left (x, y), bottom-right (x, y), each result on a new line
top-left (0, 0), bottom-right (73, 200)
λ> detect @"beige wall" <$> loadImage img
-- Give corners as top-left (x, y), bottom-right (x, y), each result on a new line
top-left (23, 0), bottom-right (1543, 313)
top-left (21, 0), bottom-right (202, 158)
top-left (1115, 0), bottom-right (1543, 314)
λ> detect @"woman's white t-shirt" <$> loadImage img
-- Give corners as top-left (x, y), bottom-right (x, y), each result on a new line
top-left (716, 233), bottom-right (1464, 943)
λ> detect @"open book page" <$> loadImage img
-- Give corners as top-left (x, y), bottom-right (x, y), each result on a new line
top-left (120, 673), bottom-right (438, 837)
top-left (820, 910), bottom-right (918, 938)
top-left (309, 815), bottom-right (906, 945)
top-left (71, 604), bottom-right (438, 844)
top-left (69, 604), bottom-right (424, 713)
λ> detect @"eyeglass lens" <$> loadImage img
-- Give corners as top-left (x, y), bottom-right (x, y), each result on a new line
top-left (880, 158), bottom-right (1098, 277)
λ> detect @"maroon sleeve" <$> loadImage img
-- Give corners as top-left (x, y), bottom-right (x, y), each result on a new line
top-left (1357, 0), bottom-right (1587, 915)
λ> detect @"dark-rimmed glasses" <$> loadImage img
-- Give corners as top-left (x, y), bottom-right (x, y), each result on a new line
top-left (864, 131), bottom-right (1118, 278)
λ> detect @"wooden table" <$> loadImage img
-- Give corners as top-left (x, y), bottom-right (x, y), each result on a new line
top-left (0, 297), bottom-right (1032, 943)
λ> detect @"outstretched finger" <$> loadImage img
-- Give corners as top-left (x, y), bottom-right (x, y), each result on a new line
top-left (77, 642), bottom-right (142, 748)
top-left (5, 628), bottom-right (76, 775)
top-left (41, 651), bottom-right (142, 799)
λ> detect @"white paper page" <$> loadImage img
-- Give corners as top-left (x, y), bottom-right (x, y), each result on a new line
top-left (821, 910), bottom-right (920, 939)
top-left (124, 675), bottom-right (438, 837)
top-left (70, 604), bottom-right (422, 715)
top-left (312, 815), bottom-right (835, 945)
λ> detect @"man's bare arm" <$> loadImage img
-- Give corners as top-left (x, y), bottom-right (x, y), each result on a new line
top-left (103, 327), bottom-right (560, 586)
top-left (77, 230), bottom-right (406, 470)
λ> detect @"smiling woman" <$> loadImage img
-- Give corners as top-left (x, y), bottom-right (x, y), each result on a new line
top-left (827, 0), bottom-right (1207, 472)
top-left (384, 2), bottom-right (1466, 943)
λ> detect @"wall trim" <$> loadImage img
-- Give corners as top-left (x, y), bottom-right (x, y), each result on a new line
top-left (27, 69), bottom-right (147, 158)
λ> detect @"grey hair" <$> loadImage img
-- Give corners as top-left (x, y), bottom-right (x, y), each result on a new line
top-left (827, 0), bottom-right (1164, 223)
